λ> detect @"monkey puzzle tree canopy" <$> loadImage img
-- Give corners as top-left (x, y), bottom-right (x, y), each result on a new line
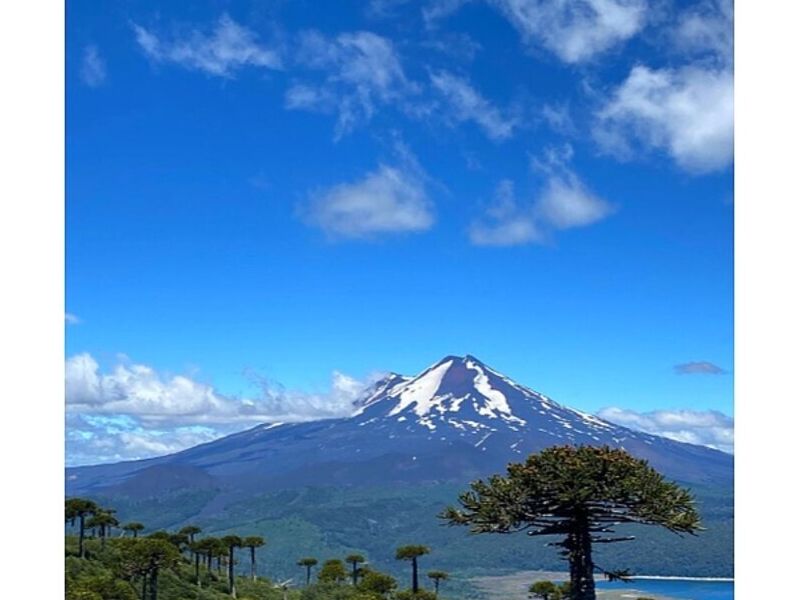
top-left (319, 559), bottom-right (349, 583)
top-left (179, 525), bottom-right (202, 543)
top-left (122, 522), bottom-right (145, 538)
top-left (441, 446), bottom-right (702, 600)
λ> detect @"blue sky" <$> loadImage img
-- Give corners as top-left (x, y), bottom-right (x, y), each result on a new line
top-left (66, 0), bottom-right (733, 464)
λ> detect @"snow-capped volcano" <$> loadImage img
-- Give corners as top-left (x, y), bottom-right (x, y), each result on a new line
top-left (349, 355), bottom-right (641, 454)
top-left (67, 355), bottom-right (733, 497)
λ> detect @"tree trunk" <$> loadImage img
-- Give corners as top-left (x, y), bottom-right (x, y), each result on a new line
top-left (434, 579), bottom-right (440, 597)
top-left (352, 562), bottom-right (358, 586)
top-left (79, 514), bottom-right (86, 558)
top-left (133, 530), bottom-right (139, 539)
top-left (228, 546), bottom-right (237, 598)
top-left (195, 552), bottom-right (201, 586)
top-left (412, 557), bottom-right (419, 593)
top-left (250, 547), bottom-right (257, 582)
top-left (149, 567), bottom-right (158, 600)
top-left (141, 574), bottom-right (147, 600)
top-left (101, 524), bottom-right (107, 549)
top-left (306, 566), bottom-right (311, 586)
top-left (566, 516), bottom-right (596, 600)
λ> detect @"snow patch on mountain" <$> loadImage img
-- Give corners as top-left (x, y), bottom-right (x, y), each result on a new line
top-left (388, 359), bottom-right (453, 417)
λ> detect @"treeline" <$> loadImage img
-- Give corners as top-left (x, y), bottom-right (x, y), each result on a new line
top-left (66, 498), bottom-right (449, 600)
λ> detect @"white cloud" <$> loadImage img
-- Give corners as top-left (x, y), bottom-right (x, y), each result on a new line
top-left (65, 313), bottom-right (81, 325)
top-left (540, 102), bottom-right (576, 135)
top-left (672, 0), bottom-right (732, 65)
top-left (304, 163), bottom-right (434, 239)
top-left (132, 14), bottom-right (282, 78)
top-left (66, 413), bottom-right (227, 466)
top-left (422, 0), bottom-right (473, 26)
top-left (65, 353), bottom-right (376, 424)
top-left (595, 64), bottom-right (733, 172)
top-left (597, 407), bottom-right (734, 454)
top-left (470, 147), bottom-right (613, 246)
top-left (66, 353), bottom-right (232, 419)
top-left (535, 174), bottom-right (613, 229)
top-left (288, 30), bottom-right (414, 137)
top-left (469, 180), bottom-right (544, 246)
top-left (366, 0), bottom-right (412, 17)
top-left (489, 0), bottom-right (647, 63)
top-left (594, 1), bottom-right (732, 173)
top-left (80, 45), bottom-right (106, 87)
top-left (65, 353), bottom-right (384, 464)
top-left (430, 71), bottom-right (519, 140)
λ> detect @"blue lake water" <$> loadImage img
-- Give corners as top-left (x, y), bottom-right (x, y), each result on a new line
top-left (595, 578), bottom-right (733, 599)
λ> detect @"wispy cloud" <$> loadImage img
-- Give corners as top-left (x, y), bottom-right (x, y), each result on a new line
top-left (65, 313), bottom-right (81, 325)
top-left (429, 70), bottom-right (519, 140)
top-left (470, 145), bottom-right (613, 246)
top-left (366, 0), bottom-right (413, 18)
top-left (422, 0), bottom-right (473, 26)
top-left (469, 180), bottom-right (545, 246)
top-left (489, 0), bottom-right (647, 63)
top-left (598, 407), bottom-right (733, 453)
top-left (65, 353), bottom-right (383, 464)
top-left (303, 156), bottom-right (434, 239)
top-left (532, 146), bottom-right (615, 229)
top-left (287, 30), bottom-right (415, 138)
top-left (674, 361), bottom-right (727, 375)
top-left (132, 14), bottom-right (282, 78)
top-left (79, 45), bottom-right (106, 87)
top-left (672, 0), bottom-right (732, 65)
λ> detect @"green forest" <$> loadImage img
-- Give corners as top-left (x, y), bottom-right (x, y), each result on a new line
top-left (65, 446), bottom-right (721, 600)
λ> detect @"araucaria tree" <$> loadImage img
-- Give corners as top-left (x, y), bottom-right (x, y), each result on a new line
top-left (345, 553), bottom-right (366, 586)
top-left (123, 538), bottom-right (181, 600)
top-left (395, 545), bottom-right (430, 593)
top-left (179, 525), bottom-right (202, 544)
top-left (242, 536), bottom-right (265, 581)
top-left (195, 537), bottom-right (218, 574)
top-left (427, 570), bottom-right (448, 597)
top-left (65, 497), bottom-right (98, 558)
top-left (441, 446), bottom-right (702, 600)
top-left (123, 522), bottom-right (145, 538)
top-left (221, 535), bottom-right (243, 597)
top-left (297, 557), bottom-right (318, 585)
top-left (318, 559), bottom-right (348, 584)
top-left (86, 510), bottom-right (119, 550)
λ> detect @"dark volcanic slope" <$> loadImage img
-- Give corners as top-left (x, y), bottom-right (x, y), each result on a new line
top-left (67, 355), bottom-right (732, 498)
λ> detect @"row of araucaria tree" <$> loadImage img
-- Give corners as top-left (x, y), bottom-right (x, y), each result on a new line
top-left (65, 498), bottom-right (449, 600)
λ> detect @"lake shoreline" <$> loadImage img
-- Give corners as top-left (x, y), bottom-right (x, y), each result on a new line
top-left (470, 570), bottom-right (734, 600)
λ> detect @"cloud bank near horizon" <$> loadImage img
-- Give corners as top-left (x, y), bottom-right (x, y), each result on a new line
top-left (65, 353), bottom-right (382, 465)
top-left (597, 406), bottom-right (733, 454)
